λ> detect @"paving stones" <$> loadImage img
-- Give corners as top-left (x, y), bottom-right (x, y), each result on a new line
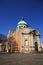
top-left (0, 53), bottom-right (43, 65)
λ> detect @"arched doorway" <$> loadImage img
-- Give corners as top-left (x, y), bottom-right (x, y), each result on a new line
top-left (35, 42), bottom-right (38, 52)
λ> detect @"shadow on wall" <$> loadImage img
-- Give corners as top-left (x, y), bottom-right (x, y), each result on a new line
top-left (35, 42), bottom-right (38, 52)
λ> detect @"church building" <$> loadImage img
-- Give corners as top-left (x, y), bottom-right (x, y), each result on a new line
top-left (7, 18), bottom-right (41, 53)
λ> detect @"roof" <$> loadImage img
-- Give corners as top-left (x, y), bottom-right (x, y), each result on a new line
top-left (17, 17), bottom-right (27, 25)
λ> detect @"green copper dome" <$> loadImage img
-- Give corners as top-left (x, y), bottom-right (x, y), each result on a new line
top-left (17, 17), bottom-right (27, 25)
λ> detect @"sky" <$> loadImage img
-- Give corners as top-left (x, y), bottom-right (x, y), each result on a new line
top-left (0, 0), bottom-right (43, 42)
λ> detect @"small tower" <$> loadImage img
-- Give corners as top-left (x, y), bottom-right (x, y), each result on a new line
top-left (16, 17), bottom-right (28, 32)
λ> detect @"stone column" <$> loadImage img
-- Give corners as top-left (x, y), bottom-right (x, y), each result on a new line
top-left (30, 34), bottom-right (34, 52)
top-left (37, 36), bottom-right (41, 52)
top-left (28, 34), bottom-right (31, 52)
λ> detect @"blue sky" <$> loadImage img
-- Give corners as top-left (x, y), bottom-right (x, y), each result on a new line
top-left (0, 0), bottom-right (43, 42)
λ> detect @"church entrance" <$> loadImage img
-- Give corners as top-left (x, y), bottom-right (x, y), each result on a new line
top-left (24, 40), bottom-right (29, 53)
top-left (35, 42), bottom-right (38, 52)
